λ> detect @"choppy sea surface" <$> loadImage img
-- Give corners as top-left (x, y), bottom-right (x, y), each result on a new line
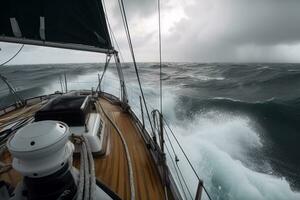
top-left (1, 63), bottom-right (300, 200)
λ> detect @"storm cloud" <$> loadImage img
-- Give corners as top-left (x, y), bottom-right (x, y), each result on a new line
top-left (1, 0), bottom-right (300, 64)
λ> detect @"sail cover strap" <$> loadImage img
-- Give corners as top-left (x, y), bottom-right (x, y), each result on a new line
top-left (0, 0), bottom-right (113, 52)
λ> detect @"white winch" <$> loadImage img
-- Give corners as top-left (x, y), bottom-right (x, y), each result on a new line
top-left (5, 120), bottom-right (112, 200)
top-left (7, 120), bottom-right (74, 178)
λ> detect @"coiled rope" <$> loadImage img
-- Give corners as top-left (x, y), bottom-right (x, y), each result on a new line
top-left (74, 136), bottom-right (96, 200)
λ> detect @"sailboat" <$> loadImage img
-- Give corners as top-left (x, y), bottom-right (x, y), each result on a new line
top-left (0, 1), bottom-right (209, 199)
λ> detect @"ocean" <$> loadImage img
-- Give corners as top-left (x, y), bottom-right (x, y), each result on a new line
top-left (1, 63), bottom-right (300, 200)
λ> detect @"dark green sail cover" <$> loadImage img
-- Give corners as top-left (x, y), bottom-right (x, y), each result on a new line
top-left (0, 0), bottom-right (113, 51)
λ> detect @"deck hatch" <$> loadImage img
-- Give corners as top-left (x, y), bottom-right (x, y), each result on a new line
top-left (35, 96), bottom-right (90, 126)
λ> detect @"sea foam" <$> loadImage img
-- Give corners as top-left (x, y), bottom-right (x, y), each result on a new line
top-left (172, 111), bottom-right (300, 200)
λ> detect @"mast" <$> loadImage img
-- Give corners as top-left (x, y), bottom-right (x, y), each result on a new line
top-left (0, 0), bottom-right (129, 106)
top-left (114, 52), bottom-right (128, 105)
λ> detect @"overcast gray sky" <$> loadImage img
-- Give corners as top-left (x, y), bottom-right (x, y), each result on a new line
top-left (1, 0), bottom-right (300, 64)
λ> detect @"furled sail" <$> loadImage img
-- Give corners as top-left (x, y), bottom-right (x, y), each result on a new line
top-left (0, 0), bottom-right (113, 53)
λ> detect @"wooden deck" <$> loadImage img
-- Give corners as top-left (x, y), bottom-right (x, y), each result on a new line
top-left (96, 99), bottom-right (165, 200)
top-left (0, 97), bottom-right (166, 200)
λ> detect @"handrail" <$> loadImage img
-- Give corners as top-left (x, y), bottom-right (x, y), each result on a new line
top-left (148, 106), bottom-right (212, 200)
top-left (0, 93), bottom-right (61, 115)
top-left (163, 116), bottom-right (212, 200)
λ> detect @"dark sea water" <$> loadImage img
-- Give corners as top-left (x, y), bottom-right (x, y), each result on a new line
top-left (1, 63), bottom-right (300, 200)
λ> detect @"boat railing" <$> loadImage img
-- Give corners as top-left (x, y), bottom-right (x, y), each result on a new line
top-left (0, 92), bottom-right (63, 117)
top-left (0, 73), bottom-right (210, 199)
top-left (137, 97), bottom-right (210, 200)
top-left (107, 79), bottom-right (208, 199)
top-left (0, 83), bottom-right (209, 200)
top-left (0, 71), bottom-right (123, 115)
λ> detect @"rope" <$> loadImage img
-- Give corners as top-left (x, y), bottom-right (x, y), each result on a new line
top-left (74, 136), bottom-right (96, 200)
top-left (82, 141), bottom-right (90, 200)
top-left (0, 44), bottom-right (24, 67)
top-left (163, 118), bottom-right (213, 200)
top-left (117, 0), bottom-right (155, 137)
top-left (84, 136), bottom-right (96, 200)
top-left (107, 1), bottom-right (209, 199)
top-left (76, 139), bottom-right (85, 200)
top-left (0, 117), bottom-right (34, 147)
top-left (96, 101), bottom-right (135, 200)
top-left (0, 163), bottom-right (12, 175)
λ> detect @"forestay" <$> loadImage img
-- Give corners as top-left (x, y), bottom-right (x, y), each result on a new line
top-left (0, 0), bottom-right (113, 53)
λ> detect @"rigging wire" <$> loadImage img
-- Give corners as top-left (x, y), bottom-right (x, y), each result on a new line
top-left (102, 0), bottom-right (125, 62)
top-left (164, 126), bottom-right (193, 199)
top-left (158, 0), bottom-right (163, 120)
top-left (163, 124), bottom-right (192, 199)
top-left (165, 144), bottom-right (189, 200)
top-left (101, 0), bottom-right (113, 51)
top-left (157, 9), bottom-right (166, 199)
top-left (111, 1), bottom-right (213, 199)
top-left (0, 44), bottom-right (25, 67)
top-left (163, 118), bottom-right (213, 200)
top-left (117, 0), bottom-right (155, 135)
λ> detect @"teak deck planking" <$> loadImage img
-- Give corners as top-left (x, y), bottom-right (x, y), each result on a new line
top-left (0, 97), bottom-right (165, 200)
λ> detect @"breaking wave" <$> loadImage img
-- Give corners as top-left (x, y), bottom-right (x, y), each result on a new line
top-left (1, 63), bottom-right (300, 199)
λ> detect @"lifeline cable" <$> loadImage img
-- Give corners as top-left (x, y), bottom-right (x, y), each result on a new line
top-left (163, 125), bottom-right (193, 199)
top-left (163, 117), bottom-right (213, 200)
top-left (165, 144), bottom-right (190, 200)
